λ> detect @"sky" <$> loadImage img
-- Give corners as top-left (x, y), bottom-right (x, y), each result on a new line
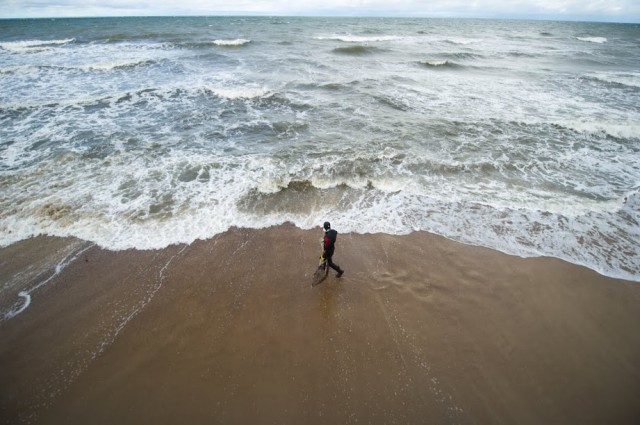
top-left (1, 0), bottom-right (639, 23)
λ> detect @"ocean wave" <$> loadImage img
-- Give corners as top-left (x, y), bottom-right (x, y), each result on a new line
top-left (0, 82), bottom-right (276, 113)
top-left (22, 59), bottom-right (158, 73)
top-left (444, 37), bottom-right (482, 45)
top-left (0, 97), bottom-right (86, 111)
top-left (80, 59), bottom-right (158, 72)
top-left (1, 143), bottom-right (638, 281)
top-left (374, 95), bottom-right (410, 111)
top-left (316, 35), bottom-right (401, 42)
top-left (0, 88), bottom-right (160, 111)
top-left (255, 178), bottom-right (639, 282)
top-left (439, 52), bottom-right (484, 60)
top-left (418, 60), bottom-right (463, 70)
top-left (213, 39), bottom-right (251, 46)
top-left (104, 33), bottom-right (133, 42)
top-left (2, 18), bottom-right (639, 283)
top-left (0, 38), bottom-right (75, 54)
top-left (332, 45), bottom-right (381, 55)
top-left (203, 86), bottom-right (271, 99)
top-left (0, 65), bottom-right (38, 75)
top-left (576, 36), bottom-right (607, 43)
top-left (319, 82), bottom-right (349, 91)
top-left (554, 119), bottom-right (640, 140)
top-left (507, 51), bottom-right (538, 58)
top-left (103, 32), bottom-right (182, 43)
top-left (290, 81), bottom-right (356, 93)
top-left (584, 73), bottom-right (640, 89)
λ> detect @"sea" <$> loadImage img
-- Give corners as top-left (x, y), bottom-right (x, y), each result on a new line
top-left (1, 17), bottom-right (639, 281)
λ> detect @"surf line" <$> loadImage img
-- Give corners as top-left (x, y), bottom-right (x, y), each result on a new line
top-left (3, 243), bottom-right (95, 321)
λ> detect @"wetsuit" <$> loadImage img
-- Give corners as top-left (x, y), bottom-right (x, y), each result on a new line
top-left (323, 228), bottom-right (343, 275)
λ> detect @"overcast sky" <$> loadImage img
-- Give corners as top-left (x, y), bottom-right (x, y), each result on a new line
top-left (2, 0), bottom-right (639, 23)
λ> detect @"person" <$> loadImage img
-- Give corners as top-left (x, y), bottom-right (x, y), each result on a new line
top-left (323, 221), bottom-right (344, 278)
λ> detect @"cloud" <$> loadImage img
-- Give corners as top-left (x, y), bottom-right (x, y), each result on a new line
top-left (1, 0), bottom-right (638, 22)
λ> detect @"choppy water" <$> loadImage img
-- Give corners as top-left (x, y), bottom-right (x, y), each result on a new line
top-left (1, 17), bottom-right (639, 280)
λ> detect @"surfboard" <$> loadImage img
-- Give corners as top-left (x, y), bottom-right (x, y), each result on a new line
top-left (311, 254), bottom-right (329, 287)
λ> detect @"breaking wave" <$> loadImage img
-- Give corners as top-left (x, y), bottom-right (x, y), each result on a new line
top-left (444, 37), bottom-right (482, 45)
top-left (316, 35), bottom-right (401, 42)
top-left (203, 86), bottom-right (271, 99)
top-left (584, 72), bottom-right (640, 89)
top-left (419, 60), bottom-right (464, 70)
top-left (576, 36), bottom-right (607, 43)
top-left (554, 119), bottom-right (640, 140)
top-left (2, 17), bottom-right (639, 283)
top-left (0, 38), bottom-right (75, 54)
top-left (213, 39), bottom-right (251, 46)
top-left (78, 59), bottom-right (158, 71)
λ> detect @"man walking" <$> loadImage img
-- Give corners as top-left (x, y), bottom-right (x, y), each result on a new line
top-left (323, 221), bottom-right (344, 278)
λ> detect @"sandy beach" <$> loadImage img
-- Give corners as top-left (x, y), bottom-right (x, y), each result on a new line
top-left (1, 224), bottom-right (639, 424)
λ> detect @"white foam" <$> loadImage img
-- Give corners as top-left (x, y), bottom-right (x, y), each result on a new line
top-left (332, 190), bottom-right (640, 281)
top-left (213, 39), bottom-right (251, 46)
top-left (445, 37), bottom-right (482, 45)
top-left (0, 92), bottom-right (116, 110)
top-left (0, 65), bottom-right (39, 74)
top-left (589, 72), bottom-right (640, 88)
top-left (77, 59), bottom-right (155, 71)
top-left (3, 243), bottom-right (93, 320)
top-left (0, 38), bottom-right (75, 53)
top-left (315, 35), bottom-right (402, 42)
top-left (0, 148), bottom-right (265, 250)
top-left (555, 119), bottom-right (640, 140)
top-left (0, 60), bottom-right (155, 73)
top-left (576, 36), bottom-right (607, 44)
top-left (420, 60), bottom-right (462, 69)
top-left (1, 141), bottom-right (638, 281)
top-left (4, 292), bottom-right (31, 320)
top-left (423, 60), bottom-right (449, 66)
top-left (204, 85), bottom-right (270, 99)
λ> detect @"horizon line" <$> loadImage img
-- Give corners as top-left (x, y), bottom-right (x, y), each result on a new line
top-left (0, 14), bottom-right (639, 25)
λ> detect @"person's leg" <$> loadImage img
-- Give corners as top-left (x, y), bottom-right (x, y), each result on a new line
top-left (327, 256), bottom-right (344, 277)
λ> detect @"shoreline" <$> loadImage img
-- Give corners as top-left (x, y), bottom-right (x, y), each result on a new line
top-left (1, 224), bottom-right (639, 424)
top-left (2, 224), bottom-right (636, 284)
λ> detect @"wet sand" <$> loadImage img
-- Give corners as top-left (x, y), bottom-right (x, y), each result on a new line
top-left (1, 224), bottom-right (639, 424)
